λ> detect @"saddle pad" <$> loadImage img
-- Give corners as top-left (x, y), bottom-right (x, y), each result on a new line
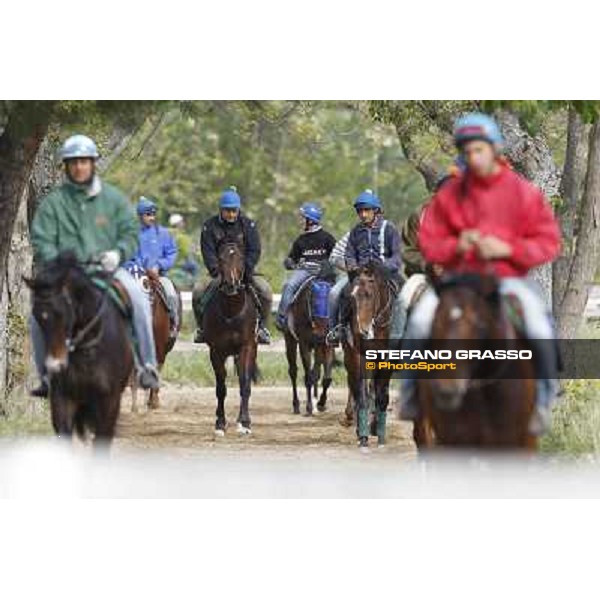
top-left (502, 293), bottom-right (525, 334)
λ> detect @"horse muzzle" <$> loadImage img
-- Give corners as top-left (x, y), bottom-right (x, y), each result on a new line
top-left (45, 353), bottom-right (68, 374)
top-left (432, 379), bottom-right (468, 412)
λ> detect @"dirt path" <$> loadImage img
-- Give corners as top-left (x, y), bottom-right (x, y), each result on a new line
top-left (115, 384), bottom-right (417, 460)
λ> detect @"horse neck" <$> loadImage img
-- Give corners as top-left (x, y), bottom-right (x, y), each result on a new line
top-left (219, 288), bottom-right (247, 318)
top-left (70, 275), bottom-right (103, 325)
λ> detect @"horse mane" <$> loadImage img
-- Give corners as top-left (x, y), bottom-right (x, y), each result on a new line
top-left (33, 251), bottom-right (97, 292)
top-left (435, 273), bottom-right (501, 306)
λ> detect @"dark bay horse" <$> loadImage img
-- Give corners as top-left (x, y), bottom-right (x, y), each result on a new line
top-left (413, 274), bottom-right (537, 451)
top-left (25, 252), bottom-right (133, 448)
top-left (129, 268), bottom-right (182, 412)
top-left (201, 240), bottom-right (264, 436)
top-left (342, 263), bottom-right (396, 450)
top-left (283, 278), bottom-right (335, 416)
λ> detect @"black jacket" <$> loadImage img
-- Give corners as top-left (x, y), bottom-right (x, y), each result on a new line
top-left (287, 228), bottom-right (336, 266)
top-left (200, 214), bottom-right (261, 278)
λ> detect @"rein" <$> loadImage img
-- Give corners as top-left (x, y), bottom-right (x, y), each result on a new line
top-left (62, 287), bottom-right (108, 353)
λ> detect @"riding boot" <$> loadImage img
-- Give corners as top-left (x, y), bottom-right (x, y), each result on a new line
top-left (257, 321), bottom-right (272, 344)
top-left (376, 410), bottom-right (387, 446)
top-left (30, 376), bottom-right (49, 399)
top-left (528, 338), bottom-right (559, 435)
top-left (139, 363), bottom-right (160, 390)
top-left (194, 327), bottom-right (206, 344)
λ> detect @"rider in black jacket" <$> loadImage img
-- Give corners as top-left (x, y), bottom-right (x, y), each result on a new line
top-left (193, 187), bottom-right (272, 344)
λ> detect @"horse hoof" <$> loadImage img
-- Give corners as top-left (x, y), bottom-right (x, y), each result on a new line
top-left (377, 442), bottom-right (385, 449)
top-left (237, 423), bottom-right (252, 435)
top-left (316, 403), bottom-right (327, 413)
top-left (359, 445), bottom-right (370, 455)
top-left (339, 416), bottom-right (353, 427)
top-left (293, 406), bottom-right (301, 415)
top-left (214, 429), bottom-right (225, 438)
top-left (303, 411), bottom-right (313, 418)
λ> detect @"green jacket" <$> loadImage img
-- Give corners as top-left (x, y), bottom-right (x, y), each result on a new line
top-left (31, 178), bottom-right (138, 266)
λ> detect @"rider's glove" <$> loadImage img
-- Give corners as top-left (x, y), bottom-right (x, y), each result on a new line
top-left (99, 250), bottom-right (121, 273)
top-left (283, 257), bottom-right (295, 270)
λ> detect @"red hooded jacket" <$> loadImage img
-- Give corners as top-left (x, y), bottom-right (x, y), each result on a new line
top-left (418, 164), bottom-right (560, 277)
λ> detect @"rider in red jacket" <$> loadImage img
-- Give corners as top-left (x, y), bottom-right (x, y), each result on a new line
top-left (400, 112), bottom-right (561, 435)
top-left (419, 159), bottom-right (560, 277)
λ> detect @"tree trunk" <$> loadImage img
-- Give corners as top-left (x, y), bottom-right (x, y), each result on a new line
top-left (0, 102), bottom-right (54, 301)
top-left (555, 122), bottom-right (600, 339)
top-left (553, 109), bottom-right (591, 321)
top-left (493, 110), bottom-right (562, 308)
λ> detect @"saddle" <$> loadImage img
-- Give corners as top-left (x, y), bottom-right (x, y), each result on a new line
top-left (91, 276), bottom-right (133, 318)
top-left (290, 275), bottom-right (317, 306)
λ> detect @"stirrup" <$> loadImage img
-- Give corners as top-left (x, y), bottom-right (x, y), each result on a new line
top-left (257, 326), bottom-right (271, 344)
top-left (326, 325), bottom-right (343, 346)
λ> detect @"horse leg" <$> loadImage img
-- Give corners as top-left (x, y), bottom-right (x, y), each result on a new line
top-left (93, 392), bottom-right (121, 454)
top-left (285, 333), bottom-right (301, 415)
top-left (374, 376), bottom-right (391, 447)
top-left (129, 371), bottom-right (139, 414)
top-left (300, 343), bottom-right (314, 417)
top-left (237, 344), bottom-right (255, 434)
top-left (317, 346), bottom-right (333, 412)
top-left (50, 392), bottom-right (76, 440)
top-left (210, 349), bottom-right (228, 435)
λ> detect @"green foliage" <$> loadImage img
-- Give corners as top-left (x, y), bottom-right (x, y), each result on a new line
top-left (107, 101), bottom-right (427, 287)
top-left (162, 350), bottom-right (347, 387)
top-left (541, 380), bottom-right (600, 455)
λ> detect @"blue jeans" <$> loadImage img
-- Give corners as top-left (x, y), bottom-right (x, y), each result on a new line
top-left (30, 267), bottom-right (157, 379)
top-left (278, 269), bottom-right (312, 320)
top-left (159, 275), bottom-right (179, 331)
top-left (328, 274), bottom-right (349, 329)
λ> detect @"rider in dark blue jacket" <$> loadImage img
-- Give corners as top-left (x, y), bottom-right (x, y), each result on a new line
top-left (327, 189), bottom-right (402, 345)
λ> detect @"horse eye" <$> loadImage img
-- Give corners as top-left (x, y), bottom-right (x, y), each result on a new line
top-left (41, 311), bottom-right (48, 320)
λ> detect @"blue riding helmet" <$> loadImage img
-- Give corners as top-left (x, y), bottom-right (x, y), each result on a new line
top-left (454, 112), bottom-right (504, 148)
top-left (60, 134), bottom-right (100, 161)
top-left (353, 189), bottom-right (382, 211)
top-left (137, 196), bottom-right (158, 215)
top-left (219, 186), bottom-right (241, 210)
top-left (299, 202), bottom-right (323, 223)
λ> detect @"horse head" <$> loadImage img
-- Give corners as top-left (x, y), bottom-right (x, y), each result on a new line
top-left (350, 262), bottom-right (387, 339)
top-left (218, 240), bottom-right (245, 295)
top-left (24, 251), bottom-right (94, 374)
top-left (429, 273), bottom-right (502, 411)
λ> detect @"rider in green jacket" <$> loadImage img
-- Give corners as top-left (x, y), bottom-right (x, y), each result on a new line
top-left (29, 134), bottom-right (160, 397)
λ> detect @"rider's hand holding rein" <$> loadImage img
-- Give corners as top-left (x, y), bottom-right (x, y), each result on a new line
top-left (99, 249), bottom-right (121, 273)
top-left (475, 235), bottom-right (513, 260)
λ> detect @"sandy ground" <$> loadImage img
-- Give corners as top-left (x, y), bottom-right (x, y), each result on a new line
top-left (115, 384), bottom-right (417, 460)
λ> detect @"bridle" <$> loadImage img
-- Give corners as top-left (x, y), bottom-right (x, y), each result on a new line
top-left (218, 243), bottom-right (246, 295)
top-left (58, 285), bottom-right (108, 353)
top-left (351, 273), bottom-right (394, 337)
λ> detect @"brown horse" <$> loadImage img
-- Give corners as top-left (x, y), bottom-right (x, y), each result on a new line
top-left (341, 263), bottom-right (397, 450)
top-left (201, 240), bottom-right (265, 436)
top-left (283, 279), bottom-right (335, 416)
top-left (413, 274), bottom-right (537, 451)
top-left (25, 252), bottom-right (133, 449)
top-left (130, 268), bottom-right (181, 412)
